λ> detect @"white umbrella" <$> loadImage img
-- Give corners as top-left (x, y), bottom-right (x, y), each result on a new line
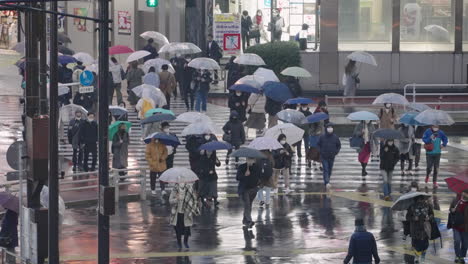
top-left (126, 50), bottom-right (151, 63)
top-left (139, 31), bottom-right (169, 45)
top-left (347, 51), bottom-right (377, 67)
top-left (281, 66), bottom-right (312, 78)
top-left (391, 192), bottom-right (431, 211)
top-left (424, 25), bottom-right (450, 41)
top-left (181, 122), bottom-right (222, 136)
top-left (235, 75), bottom-right (264, 89)
top-left (85, 64), bottom-right (98, 73)
top-left (73, 52), bottom-right (94, 65)
top-left (176, 112), bottom-right (212, 123)
top-left (264, 123), bottom-right (304, 145)
top-left (143, 58), bottom-right (175, 73)
top-left (188, 57), bottom-right (220, 70)
top-left (159, 167), bottom-right (198, 183)
top-left (372, 93), bottom-right (409, 105)
top-left (158, 42), bottom-right (202, 55)
top-left (248, 137), bottom-right (284, 150)
top-left (234, 53), bottom-right (266, 66)
top-left (415, 109), bottom-right (455, 126)
top-left (254, 68), bottom-right (279, 85)
top-left (132, 84), bottom-right (167, 106)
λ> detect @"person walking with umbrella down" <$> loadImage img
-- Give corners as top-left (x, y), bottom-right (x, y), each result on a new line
top-left (343, 218), bottom-right (380, 264)
top-left (237, 158), bottom-right (261, 228)
top-left (317, 124), bottom-right (341, 190)
top-left (423, 125), bottom-right (448, 188)
top-left (223, 111), bottom-right (246, 165)
top-left (197, 150), bottom-right (221, 207)
top-left (68, 110), bottom-right (84, 172)
top-left (272, 134), bottom-right (294, 194)
top-left (126, 61), bottom-right (145, 106)
top-left (448, 189), bottom-right (468, 264)
top-left (406, 195), bottom-right (434, 263)
top-left (398, 123), bottom-right (415, 176)
top-left (380, 139), bottom-right (399, 201)
top-left (112, 123), bottom-right (130, 177)
top-left (146, 137), bottom-right (168, 196)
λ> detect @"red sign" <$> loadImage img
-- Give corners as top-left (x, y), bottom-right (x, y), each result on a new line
top-left (117, 11), bottom-right (131, 35)
top-left (223, 34), bottom-right (240, 52)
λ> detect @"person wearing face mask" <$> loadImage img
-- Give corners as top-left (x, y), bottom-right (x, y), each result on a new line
top-left (297, 104), bottom-right (312, 158)
top-left (223, 111), bottom-right (246, 164)
top-left (198, 150), bottom-right (221, 207)
top-left (68, 110), bottom-right (84, 171)
top-left (252, 10), bottom-right (264, 44)
top-left (241, 10), bottom-right (252, 51)
top-left (398, 123), bottom-right (415, 176)
top-left (272, 134), bottom-right (293, 194)
top-left (317, 124), bottom-right (341, 189)
top-left (182, 55), bottom-right (195, 111)
top-left (422, 125), bottom-right (448, 188)
top-left (195, 69), bottom-right (213, 112)
top-left (112, 123), bottom-right (130, 177)
top-left (448, 189), bottom-right (468, 264)
top-left (228, 90), bottom-right (247, 122)
top-left (353, 120), bottom-right (376, 178)
top-left (80, 113), bottom-right (98, 172)
top-left (257, 150), bottom-right (275, 207)
top-left (246, 91), bottom-right (266, 134)
top-left (379, 139), bottom-right (400, 201)
top-left (146, 137), bottom-right (168, 196)
top-left (412, 125), bottom-right (426, 171)
top-left (185, 133), bottom-right (216, 176)
top-left (161, 122), bottom-right (178, 170)
top-left (237, 158), bottom-right (261, 228)
top-left (378, 103), bottom-right (396, 129)
top-left (313, 100), bottom-right (330, 124)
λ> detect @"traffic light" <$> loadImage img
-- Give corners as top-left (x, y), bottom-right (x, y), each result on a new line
top-left (147, 0), bottom-right (158, 7)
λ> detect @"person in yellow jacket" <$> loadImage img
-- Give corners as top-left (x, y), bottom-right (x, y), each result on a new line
top-left (145, 138), bottom-right (168, 196)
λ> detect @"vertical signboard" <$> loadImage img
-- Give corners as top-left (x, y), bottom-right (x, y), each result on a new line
top-left (213, 14), bottom-right (241, 56)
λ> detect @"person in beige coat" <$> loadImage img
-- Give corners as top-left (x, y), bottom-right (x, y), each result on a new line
top-left (145, 138), bottom-right (168, 196)
top-left (378, 103), bottom-right (396, 129)
top-left (158, 64), bottom-right (177, 109)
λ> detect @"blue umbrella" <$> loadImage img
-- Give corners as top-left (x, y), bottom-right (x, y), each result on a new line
top-left (229, 84), bottom-right (261, 94)
top-left (58, 55), bottom-right (77, 65)
top-left (399, 112), bottom-right (426, 126)
top-left (262, 81), bottom-right (293, 103)
top-left (141, 113), bottom-right (176, 125)
top-left (284, 97), bottom-right (315, 105)
top-left (198, 141), bottom-right (233, 151)
top-left (373, 128), bottom-right (404, 139)
top-left (144, 133), bottom-right (180, 147)
top-left (347, 111), bottom-right (379, 121)
top-left (408, 103), bottom-right (431, 112)
top-left (306, 112), bottom-right (329, 124)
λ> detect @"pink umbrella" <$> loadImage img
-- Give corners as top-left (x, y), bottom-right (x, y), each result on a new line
top-left (109, 45), bottom-right (134, 55)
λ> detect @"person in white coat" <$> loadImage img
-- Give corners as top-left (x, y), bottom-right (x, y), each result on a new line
top-left (109, 57), bottom-right (124, 105)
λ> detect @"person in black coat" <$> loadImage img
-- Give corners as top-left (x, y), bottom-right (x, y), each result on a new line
top-left (272, 134), bottom-right (293, 194)
top-left (161, 122), bottom-right (178, 169)
top-left (285, 76), bottom-right (303, 97)
top-left (223, 111), bottom-right (246, 164)
top-left (0, 209), bottom-right (18, 249)
top-left (241, 11), bottom-right (253, 51)
top-left (297, 104), bottom-right (313, 157)
top-left (265, 97), bottom-right (282, 128)
top-left (198, 150), bottom-right (221, 206)
top-left (380, 139), bottom-right (400, 201)
top-left (80, 112), bottom-right (98, 172)
top-left (186, 133), bottom-right (217, 174)
top-left (182, 55), bottom-right (195, 111)
top-left (142, 38), bottom-right (158, 61)
top-left (317, 123), bottom-right (341, 189)
top-left (68, 111), bottom-right (84, 171)
top-left (237, 159), bottom-right (260, 228)
top-left (228, 91), bottom-right (248, 122)
top-left (206, 34), bottom-right (222, 84)
top-left (73, 92), bottom-right (93, 112)
top-left (225, 56), bottom-right (240, 89)
top-left (413, 125), bottom-right (426, 170)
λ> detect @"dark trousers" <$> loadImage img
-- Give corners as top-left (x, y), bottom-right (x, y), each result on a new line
top-left (242, 31), bottom-right (250, 50)
top-left (241, 188), bottom-right (258, 224)
top-left (426, 154), bottom-right (441, 182)
top-left (166, 154), bottom-right (175, 169)
top-left (296, 136), bottom-right (309, 157)
top-left (150, 171), bottom-right (165, 191)
top-left (183, 83), bottom-right (195, 110)
top-left (165, 94), bottom-right (171, 109)
top-left (454, 229), bottom-right (468, 258)
top-left (72, 148), bottom-right (83, 168)
top-left (412, 238), bottom-right (429, 253)
top-left (400, 153), bottom-right (413, 171)
top-left (227, 145), bottom-right (240, 162)
top-left (83, 143), bottom-right (97, 171)
top-left (413, 143), bottom-right (422, 167)
top-left (321, 157), bottom-right (335, 185)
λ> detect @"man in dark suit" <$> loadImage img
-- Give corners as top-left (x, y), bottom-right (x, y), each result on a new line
top-left (80, 112), bottom-right (98, 172)
top-left (206, 34), bottom-right (222, 84)
top-left (68, 110), bottom-right (84, 171)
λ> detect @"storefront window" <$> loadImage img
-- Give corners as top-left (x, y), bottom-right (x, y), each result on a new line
top-left (0, 10), bottom-right (18, 50)
top-left (338, 0), bottom-right (392, 51)
top-left (400, 0), bottom-right (454, 51)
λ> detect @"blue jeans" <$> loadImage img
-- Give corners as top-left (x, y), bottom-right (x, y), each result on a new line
top-left (454, 229), bottom-right (468, 258)
top-left (195, 90), bottom-right (208, 112)
top-left (321, 157), bottom-right (335, 185)
top-left (257, 187), bottom-right (271, 204)
top-left (381, 170), bottom-right (393, 196)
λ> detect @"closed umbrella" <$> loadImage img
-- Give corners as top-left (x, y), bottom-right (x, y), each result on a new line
top-left (158, 42), bottom-right (202, 55)
top-left (262, 81), bottom-right (293, 103)
top-left (424, 25), bottom-right (450, 41)
top-left (141, 113), bottom-right (176, 125)
top-left (277, 109), bottom-right (306, 125)
top-left (415, 109), bottom-right (455, 126)
top-left (373, 93), bottom-right (409, 105)
top-left (73, 52), bottom-right (94, 65)
top-left (144, 132), bottom-right (180, 146)
top-left (281, 66), bottom-right (312, 78)
top-left (108, 121), bottom-right (132, 141)
top-left (347, 51), bottom-right (377, 66)
top-left (58, 55), bottom-right (77, 65)
top-left (140, 31), bottom-right (169, 45)
top-left (176, 112), bottom-right (212, 123)
top-left (109, 106), bottom-right (128, 117)
top-left (234, 53), bottom-right (266, 66)
top-left (391, 192), bottom-right (431, 211)
top-left (109, 45), bottom-right (134, 55)
top-left (264, 123), bottom-right (304, 145)
top-left (248, 137), bottom-right (284, 150)
top-left (143, 58), bottom-right (175, 73)
top-left (445, 170), bottom-right (468, 194)
top-left (0, 192), bottom-right (19, 213)
top-left (347, 111), bottom-right (379, 121)
top-left (306, 112), bottom-right (329, 124)
top-left (254, 67), bottom-right (279, 85)
top-left (145, 108), bottom-right (175, 118)
top-left (373, 128), bottom-right (404, 140)
top-left (235, 75), bottom-right (264, 89)
top-left (181, 122), bottom-right (221, 136)
top-left (408, 103), bottom-right (431, 113)
top-left (228, 84), bottom-right (261, 94)
top-left (399, 112), bottom-right (426, 126)
top-left (126, 50), bottom-right (151, 63)
top-left (285, 97), bottom-right (315, 105)
top-left (159, 167), bottom-right (199, 183)
top-left (230, 147), bottom-right (266, 158)
top-left (199, 141), bottom-right (233, 151)
top-left (188, 57), bottom-right (220, 70)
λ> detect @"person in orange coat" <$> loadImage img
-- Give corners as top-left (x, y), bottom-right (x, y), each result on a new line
top-left (145, 138), bottom-right (168, 196)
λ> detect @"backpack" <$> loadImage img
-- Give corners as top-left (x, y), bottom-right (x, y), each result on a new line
top-left (141, 99), bottom-right (153, 118)
top-left (259, 158), bottom-right (273, 181)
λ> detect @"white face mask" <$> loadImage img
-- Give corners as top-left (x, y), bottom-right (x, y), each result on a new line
top-left (410, 187), bottom-right (418, 192)
top-left (433, 127), bottom-right (439, 132)
top-left (247, 158), bottom-right (255, 165)
top-left (387, 141), bottom-right (394, 146)
top-left (236, 92), bottom-right (242, 96)
top-left (327, 127), bottom-right (333, 133)
top-left (385, 103), bottom-right (392, 108)
top-left (280, 140), bottom-right (286, 145)
top-left (204, 135), bottom-right (211, 141)
top-left (76, 116), bottom-right (81, 120)
top-left (186, 58), bottom-right (191, 62)
top-left (301, 107), bottom-right (308, 111)
top-left (88, 118), bottom-right (94, 122)
top-left (365, 120), bottom-right (370, 124)
top-left (163, 128), bottom-right (170, 133)
top-left (206, 151), bottom-right (213, 156)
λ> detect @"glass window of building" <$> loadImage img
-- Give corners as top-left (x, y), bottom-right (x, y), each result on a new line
top-left (338, 0), bottom-right (392, 51)
top-left (463, 0), bottom-right (468, 51)
top-left (400, 0), bottom-right (454, 51)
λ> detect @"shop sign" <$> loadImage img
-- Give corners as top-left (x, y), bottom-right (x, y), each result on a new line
top-left (213, 14), bottom-right (241, 56)
top-left (117, 11), bottom-right (132, 35)
top-left (265, 0), bottom-right (271, 8)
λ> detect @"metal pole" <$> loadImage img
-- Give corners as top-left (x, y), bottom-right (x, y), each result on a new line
top-left (48, 0), bottom-right (60, 262)
top-left (270, 0), bottom-right (276, 42)
top-left (39, 2), bottom-right (47, 115)
top-left (98, 0), bottom-right (110, 262)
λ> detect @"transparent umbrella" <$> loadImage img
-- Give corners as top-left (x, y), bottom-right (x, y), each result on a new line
top-left (373, 93), bottom-right (409, 105)
top-left (264, 123), bottom-right (304, 145)
top-left (415, 109), bottom-right (455, 126)
top-left (139, 31), bottom-right (169, 45)
top-left (234, 53), bottom-right (265, 66)
top-left (188, 57), bottom-right (220, 70)
top-left (254, 67), bottom-right (279, 85)
top-left (126, 50), bottom-right (151, 63)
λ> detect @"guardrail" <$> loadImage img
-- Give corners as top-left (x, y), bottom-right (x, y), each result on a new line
top-left (0, 247), bottom-right (19, 264)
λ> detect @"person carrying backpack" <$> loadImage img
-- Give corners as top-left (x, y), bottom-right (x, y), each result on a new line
top-left (448, 189), bottom-right (468, 264)
top-left (406, 195), bottom-right (434, 263)
top-left (257, 150), bottom-right (275, 207)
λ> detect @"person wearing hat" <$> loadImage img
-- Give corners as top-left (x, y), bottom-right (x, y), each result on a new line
top-left (344, 218), bottom-right (380, 264)
top-left (317, 123), bottom-right (341, 189)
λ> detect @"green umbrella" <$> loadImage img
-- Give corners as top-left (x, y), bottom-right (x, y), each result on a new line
top-left (108, 121), bottom-right (132, 141)
top-left (145, 108), bottom-right (175, 118)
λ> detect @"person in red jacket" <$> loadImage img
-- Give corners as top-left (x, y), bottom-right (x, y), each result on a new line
top-left (449, 189), bottom-right (468, 263)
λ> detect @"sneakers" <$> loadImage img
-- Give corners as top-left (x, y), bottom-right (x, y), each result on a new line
top-left (161, 190), bottom-right (167, 196)
top-left (151, 190), bottom-right (157, 196)
top-left (259, 201), bottom-right (265, 207)
top-left (326, 183), bottom-right (331, 190)
top-left (456, 257), bottom-right (466, 264)
top-left (433, 182), bottom-right (439, 189)
top-left (425, 176), bottom-right (429, 184)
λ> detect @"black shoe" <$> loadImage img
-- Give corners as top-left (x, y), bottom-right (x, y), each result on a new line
top-left (249, 222), bottom-right (255, 228)
top-left (72, 167), bottom-right (77, 172)
top-left (307, 161), bottom-right (311, 168)
top-left (362, 170), bottom-right (368, 176)
top-left (184, 241), bottom-right (189, 249)
top-left (177, 242), bottom-right (182, 250)
top-left (225, 159), bottom-right (229, 165)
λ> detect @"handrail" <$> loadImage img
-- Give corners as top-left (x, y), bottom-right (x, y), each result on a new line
top-left (403, 83), bottom-right (468, 103)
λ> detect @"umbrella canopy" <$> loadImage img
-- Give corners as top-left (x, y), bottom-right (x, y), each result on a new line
top-left (373, 128), bottom-right (404, 139)
top-left (109, 106), bottom-right (128, 117)
top-left (415, 109), bottom-right (455, 126)
top-left (262, 81), bottom-right (293, 103)
top-left (141, 113), bottom-right (176, 125)
top-left (14, 58), bottom-right (25, 69)
top-left (199, 141), bottom-right (233, 151)
top-left (159, 167), bottom-right (199, 183)
top-left (73, 52), bottom-right (94, 65)
top-left (58, 55), bottom-right (77, 65)
top-left (254, 67), bottom-right (279, 85)
top-left (109, 45), bottom-right (134, 55)
top-left (143, 58), bottom-right (175, 73)
top-left (58, 32), bottom-right (72, 43)
top-left (234, 53), bottom-right (266, 66)
top-left (126, 50), bottom-right (151, 63)
top-left (306, 112), bottom-right (329, 124)
top-left (408, 103), bottom-right (431, 113)
top-left (59, 104), bottom-right (88, 122)
top-left (373, 93), bottom-right (409, 105)
top-left (248, 137), bottom-right (284, 150)
top-left (445, 171), bottom-right (468, 194)
top-left (132, 84), bottom-right (167, 106)
top-left (391, 192), bottom-right (431, 211)
top-left (12, 42), bottom-right (25, 54)
top-left (0, 192), bottom-right (19, 213)
top-left (277, 109), bottom-right (306, 125)
top-left (108, 121), bottom-right (132, 141)
top-left (347, 51), bottom-right (377, 66)
top-left (399, 112), bottom-right (427, 126)
top-left (144, 132), bottom-right (180, 146)
top-left (188, 57), bottom-right (220, 70)
top-left (58, 86), bottom-right (70, 96)
top-left (347, 111), bottom-right (379, 121)
top-left (264, 123), bottom-right (304, 145)
top-left (158, 42), bottom-right (202, 55)
top-left (424, 25), bottom-right (450, 41)
top-left (181, 122), bottom-right (221, 136)
top-left (285, 97), bottom-right (315, 105)
top-left (230, 147), bottom-right (266, 158)
top-left (58, 45), bottom-right (75, 56)
top-left (176, 112), bottom-right (212, 123)
top-left (234, 75), bottom-right (264, 89)
top-left (145, 108), bottom-right (175, 118)
top-left (139, 31), bottom-right (169, 45)
top-left (228, 84), bottom-right (261, 94)
top-left (281, 66), bottom-right (312, 78)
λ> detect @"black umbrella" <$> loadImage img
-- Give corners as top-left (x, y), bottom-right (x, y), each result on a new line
top-left (58, 33), bottom-right (72, 43)
top-left (230, 147), bottom-right (266, 158)
top-left (58, 45), bottom-right (75, 55)
top-left (373, 128), bottom-right (404, 140)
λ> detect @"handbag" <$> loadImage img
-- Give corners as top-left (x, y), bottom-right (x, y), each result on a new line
top-left (349, 136), bottom-right (365, 149)
top-left (249, 30), bottom-right (260, 38)
top-left (222, 133), bottom-right (231, 142)
top-left (267, 22), bottom-right (273, 32)
top-left (120, 68), bottom-right (126, 80)
top-left (448, 200), bottom-right (465, 228)
top-left (424, 143), bottom-right (434, 151)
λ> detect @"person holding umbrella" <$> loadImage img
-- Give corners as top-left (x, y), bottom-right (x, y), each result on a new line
top-left (413, 124), bottom-right (426, 171)
top-left (378, 103), bottom-right (396, 129)
top-left (228, 91), bottom-right (248, 122)
top-left (405, 195), bottom-right (434, 263)
top-left (142, 38), bottom-right (158, 61)
top-left (423, 125), bottom-right (448, 188)
top-left (126, 61), bottom-right (145, 105)
top-left (272, 134), bottom-right (293, 194)
top-left (379, 139), bottom-right (399, 201)
top-left (195, 69), bottom-right (213, 112)
top-left (313, 100), bottom-right (330, 124)
top-left (146, 136), bottom-right (168, 196)
top-left (237, 158), bottom-right (261, 228)
top-left (297, 103), bottom-right (312, 158)
top-left (448, 189), bottom-right (468, 264)
top-left (317, 124), bottom-right (341, 189)
top-left (198, 149), bottom-right (221, 207)
top-left (398, 123), bottom-right (415, 176)
top-left (161, 122), bottom-right (178, 170)
top-left (265, 97), bottom-right (282, 128)
top-left (343, 60), bottom-right (359, 100)
top-left (257, 149), bottom-right (275, 207)
top-left (246, 92), bottom-right (267, 134)
top-left (112, 123), bottom-right (130, 177)
top-left (353, 120), bottom-right (376, 178)
top-left (159, 64), bottom-right (176, 109)
top-left (223, 111), bottom-right (246, 165)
